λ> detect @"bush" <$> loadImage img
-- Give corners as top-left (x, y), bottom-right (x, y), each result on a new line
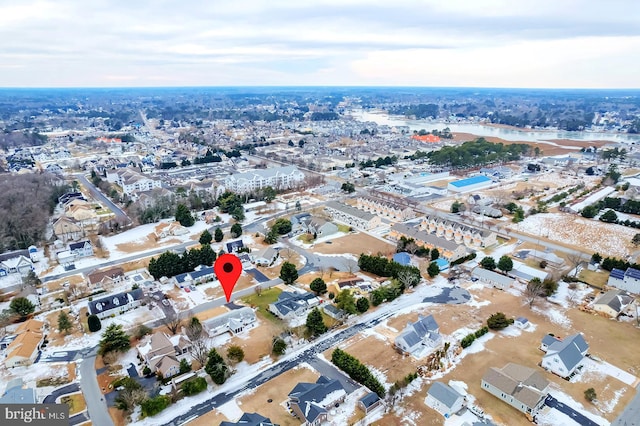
top-left (487, 312), bottom-right (510, 330)
top-left (584, 387), bottom-right (597, 402)
top-left (182, 377), bottom-right (208, 396)
top-left (141, 395), bottom-right (171, 417)
top-left (272, 337), bottom-right (287, 356)
top-left (88, 314), bottom-right (102, 332)
top-left (475, 326), bottom-right (489, 338)
top-left (460, 334), bottom-right (476, 348)
top-left (356, 297), bottom-right (370, 313)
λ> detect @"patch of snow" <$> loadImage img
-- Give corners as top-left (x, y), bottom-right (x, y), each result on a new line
top-left (217, 400), bottom-right (243, 421)
top-left (546, 385), bottom-right (610, 426)
top-left (548, 281), bottom-right (593, 309)
top-left (499, 326), bottom-right (522, 337)
top-left (532, 304), bottom-right (572, 329)
top-left (579, 357), bottom-right (638, 386)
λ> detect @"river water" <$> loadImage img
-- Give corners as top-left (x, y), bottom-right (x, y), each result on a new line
top-left (350, 110), bottom-right (640, 144)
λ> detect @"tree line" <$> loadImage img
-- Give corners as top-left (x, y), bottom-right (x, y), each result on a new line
top-left (148, 245), bottom-right (217, 280)
top-left (424, 138), bottom-right (530, 169)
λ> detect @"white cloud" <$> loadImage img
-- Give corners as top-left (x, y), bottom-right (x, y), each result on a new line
top-left (0, 0), bottom-right (638, 87)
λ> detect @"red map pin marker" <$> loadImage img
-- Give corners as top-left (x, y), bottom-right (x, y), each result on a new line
top-left (215, 254), bottom-right (242, 303)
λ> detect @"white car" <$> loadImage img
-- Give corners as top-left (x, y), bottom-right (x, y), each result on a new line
top-left (162, 299), bottom-right (170, 307)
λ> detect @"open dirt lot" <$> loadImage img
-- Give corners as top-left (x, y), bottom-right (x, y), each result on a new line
top-left (237, 365), bottom-right (320, 426)
top-left (311, 232), bottom-right (394, 256)
top-left (347, 283), bottom-right (639, 425)
top-left (223, 317), bottom-right (285, 364)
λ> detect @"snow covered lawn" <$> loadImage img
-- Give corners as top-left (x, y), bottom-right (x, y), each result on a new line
top-left (509, 213), bottom-right (635, 258)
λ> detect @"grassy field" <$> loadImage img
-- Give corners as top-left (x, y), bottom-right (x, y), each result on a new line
top-left (61, 393), bottom-right (87, 416)
top-left (242, 287), bottom-right (283, 323)
top-left (578, 269), bottom-right (609, 289)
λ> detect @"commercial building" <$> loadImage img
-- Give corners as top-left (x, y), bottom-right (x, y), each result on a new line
top-left (224, 165), bottom-right (305, 193)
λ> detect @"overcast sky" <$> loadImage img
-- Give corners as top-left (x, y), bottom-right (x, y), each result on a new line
top-left (1, 0), bottom-right (639, 88)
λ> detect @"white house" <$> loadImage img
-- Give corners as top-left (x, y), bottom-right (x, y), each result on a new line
top-left (202, 307), bottom-right (257, 337)
top-left (253, 247), bottom-right (279, 266)
top-left (106, 167), bottom-right (162, 196)
top-left (472, 267), bottom-right (516, 291)
top-left (394, 314), bottom-right (442, 358)
top-left (607, 268), bottom-right (640, 294)
top-left (0, 251), bottom-right (34, 276)
top-left (541, 333), bottom-right (589, 379)
top-left (224, 166), bottom-right (305, 193)
top-left (425, 382), bottom-right (465, 418)
top-left (481, 363), bottom-right (549, 420)
top-left (69, 240), bottom-right (93, 258)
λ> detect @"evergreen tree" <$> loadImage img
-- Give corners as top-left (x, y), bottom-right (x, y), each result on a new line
top-left (306, 308), bottom-right (328, 336)
top-left (356, 297), bottom-right (370, 313)
top-left (497, 255), bottom-right (514, 273)
top-left (199, 230), bottom-right (212, 245)
top-left (99, 324), bottom-right (131, 355)
top-left (310, 278), bottom-right (327, 295)
top-left (430, 248), bottom-right (440, 260)
top-left (88, 314), bottom-right (101, 332)
top-left (175, 203), bottom-right (195, 227)
top-left (427, 261), bottom-right (440, 278)
top-left (9, 297), bottom-right (35, 319)
top-left (57, 311), bottom-right (73, 334)
top-left (204, 348), bottom-right (228, 385)
top-left (230, 223), bottom-right (242, 238)
top-left (272, 337), bottom-right (287, 356)
top-left (214, 227), bottom-right (224, 242)
top-left (480, 256), bottom-right (496, 270)
top-left (179, 358), bottom-right (192, 375)
top-left (279, 261), bottom-right (298, 284)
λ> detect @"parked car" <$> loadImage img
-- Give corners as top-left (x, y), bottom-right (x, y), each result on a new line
top-left (161, 299), bottom-right (170, 307)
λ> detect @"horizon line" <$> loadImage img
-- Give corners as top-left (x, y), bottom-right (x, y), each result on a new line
top-left (1, 85), bottom-right (640, 91)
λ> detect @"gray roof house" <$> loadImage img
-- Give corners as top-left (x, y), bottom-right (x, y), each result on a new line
top-left (481, 363), bottom-right (549, 419)
top-left (202, 307), bottom-right (257, 337)
top-left (593, 290), bottom-right (634, 318)
top-left (269, 291), bottom-right (319, 321)
top-left (425, 381), bottom-right (465, 418)
top-left (540, 334), bottom-right (561, 352)
top-left (541, 333), bottom-right (589, 379)
top-left (220, 412), bottom-right (276, 426)
top-left (308, 218), bottom-right (339, 238)
top-left (288, 376), bottom-right (347, 425)
top-left (358, 392), bottom-right (383, 414)
top-left (394, 314), bottom-right (442, 358)
top-left (88, 288), bottom-right (144, 319)
top-left (472, 267), bottom-right (516, 291)
top-left (253, 247), bottom-right (279, 266)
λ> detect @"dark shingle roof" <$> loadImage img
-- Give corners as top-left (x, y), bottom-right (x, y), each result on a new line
top-left (88, 288), bottom-right (143, 315)
top-left (359, 392), bottom-right (381, 409)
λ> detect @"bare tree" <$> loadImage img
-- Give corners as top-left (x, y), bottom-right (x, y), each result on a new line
top-left (525, 278), bottom-right (545, 308)
top-left (342, 259), bottom-right (357, 275)
top-left (397, 268), bottom-right (420, 289)
top-left (189, 336), bottom-right (211, 367)
top-left (565, 252), bottom-right (586, 278)
top-left (116, 387), bottom-right (147, 412)
top-left (162, 310), bottom-right (182, 335)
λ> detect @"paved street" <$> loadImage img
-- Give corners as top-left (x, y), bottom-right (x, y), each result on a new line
top-left (79, 354), bottom-right (114, 426)
top-left (164, 311), bottom-right (393, 426)
top-left (545, 394), bottom-right (599, 426)
top-left (75, 173), bottom-right (131, 224)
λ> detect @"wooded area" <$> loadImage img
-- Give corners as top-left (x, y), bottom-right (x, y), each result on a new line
top-left (0, 173), bottom-right (68, 251)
